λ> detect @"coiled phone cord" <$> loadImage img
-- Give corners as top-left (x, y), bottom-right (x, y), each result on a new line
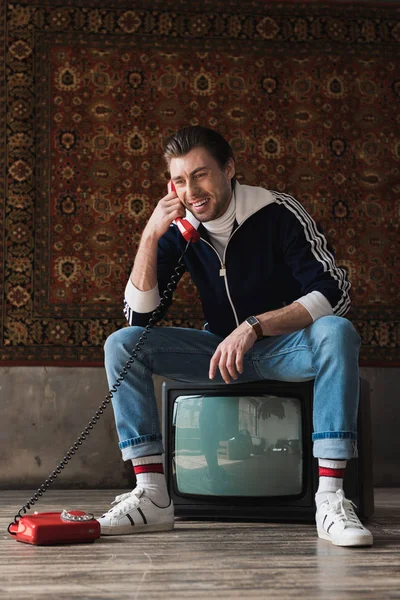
top-left (8, 241), bottom-right (191, 534)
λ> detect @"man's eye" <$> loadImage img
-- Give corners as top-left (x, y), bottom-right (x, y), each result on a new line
top-left (194, 172), bottom-right (206, 179)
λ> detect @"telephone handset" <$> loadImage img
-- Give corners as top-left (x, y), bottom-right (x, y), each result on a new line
top-left (167, 180), bottom-right (200, 243)
top-left (8, 182), bottom-right (199, 545)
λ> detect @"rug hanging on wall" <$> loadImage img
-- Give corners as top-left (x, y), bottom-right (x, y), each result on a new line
top-left (1, 0), bottom-right (399, 366)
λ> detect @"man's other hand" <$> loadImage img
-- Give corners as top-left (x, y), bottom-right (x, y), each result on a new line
top-left (209, 322), bottom-right (257, 384)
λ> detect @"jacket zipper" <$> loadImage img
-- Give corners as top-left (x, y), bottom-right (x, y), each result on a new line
top-left (199, 237), bottom-right (240, 327)
top-left (199, 207), bottom-right (262, 329)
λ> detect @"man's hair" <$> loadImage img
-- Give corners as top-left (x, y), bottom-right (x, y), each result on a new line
top-left (163, 126), bottom-right (236, 188)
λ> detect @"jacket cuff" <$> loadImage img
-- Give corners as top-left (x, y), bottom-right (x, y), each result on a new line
top-left (124, 278), bottom-right (160, 313)
top-left (293, 291), bottom-right (333, 322)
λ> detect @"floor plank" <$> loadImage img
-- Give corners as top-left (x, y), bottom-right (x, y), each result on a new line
top-left (1, 489), bottom-right (399, 600)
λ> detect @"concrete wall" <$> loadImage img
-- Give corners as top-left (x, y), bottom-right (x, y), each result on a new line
top-left (0, 366), bottom-right (399, 489)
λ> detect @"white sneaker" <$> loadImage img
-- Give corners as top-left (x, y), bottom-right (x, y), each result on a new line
top-left (316, 489), bottom-right (373, 547)
top-left (97, 486), bottom-right (174, 535)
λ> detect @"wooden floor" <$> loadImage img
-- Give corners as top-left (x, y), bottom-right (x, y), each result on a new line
top-left (1, 488), bottom-right (399, 600)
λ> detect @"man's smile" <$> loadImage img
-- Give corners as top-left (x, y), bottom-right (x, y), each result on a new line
top-left (189, 197), bottom-right (210, 212)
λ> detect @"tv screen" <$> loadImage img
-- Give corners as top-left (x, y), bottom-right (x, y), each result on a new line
top-left (162, 379), bottom-right (374, 522)
top-left (173, 392), bottom-right (303, 497)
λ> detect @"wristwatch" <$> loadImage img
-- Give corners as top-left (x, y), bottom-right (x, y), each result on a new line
top-left (245, 316), bottom-right (263, 340)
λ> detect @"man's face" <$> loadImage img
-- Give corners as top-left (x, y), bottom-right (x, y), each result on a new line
top-left (169, 147), bottom-right (235, 222)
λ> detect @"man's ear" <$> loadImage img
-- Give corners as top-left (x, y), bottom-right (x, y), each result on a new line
top-left (224, 157), bottom-right (236, 181)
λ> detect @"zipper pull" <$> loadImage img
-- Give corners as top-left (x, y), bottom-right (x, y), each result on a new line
top-left (219, 264), bottom-right (226, 276)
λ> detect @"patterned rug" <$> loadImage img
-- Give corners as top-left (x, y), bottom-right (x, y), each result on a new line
top-left (1, 0), bottom-right (399, 365)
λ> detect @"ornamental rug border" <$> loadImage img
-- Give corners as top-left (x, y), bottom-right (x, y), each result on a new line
top-left (1, 1), bottom-right (400, 366)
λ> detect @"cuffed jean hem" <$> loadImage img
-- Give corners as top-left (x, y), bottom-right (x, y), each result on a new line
top-left (312, 431), bottom-right (357, 441)
top-left (313, 438), bottom-right (358, 460)
top-left (121, 440), bottom-right (165, 461)
top-left (119, 433), bottom-right (162, 450)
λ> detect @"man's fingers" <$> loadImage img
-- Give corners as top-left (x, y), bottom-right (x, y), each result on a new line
top-left (165, 190), bottom-right (178, 200)
top-left (210, 348), bottom-right (232, 383)
top-left (210, 346), bottom-right (243, 384)
top-left (235, 353), bottom-right (244, 375)
top-left (170, 207), bottom-right (185, 221)
top-left (209, 348), bottom-right (221, 380)
top-left (166, 197), bottom-right (185, 218)
top-left (226, 352), bottom-right (239, 381)
top-left (218, 361), bottom-right (232, 384)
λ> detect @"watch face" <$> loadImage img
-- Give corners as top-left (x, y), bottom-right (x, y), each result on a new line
top-left (247, 316), bottom-right (258, 326)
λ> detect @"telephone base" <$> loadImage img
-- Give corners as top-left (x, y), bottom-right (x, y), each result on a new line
top-left (9, 511), bottom-right (101, 546)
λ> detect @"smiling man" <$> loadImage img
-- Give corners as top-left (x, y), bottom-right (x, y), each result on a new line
top-left (98, 126), bottom-right (373, 548)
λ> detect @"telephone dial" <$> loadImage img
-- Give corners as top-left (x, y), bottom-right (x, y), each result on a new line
top-left (8, 180), bottom-right (200, 545)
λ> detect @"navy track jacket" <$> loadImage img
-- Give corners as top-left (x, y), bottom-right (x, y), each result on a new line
top-left (124, 182), bottom-right (351, 338)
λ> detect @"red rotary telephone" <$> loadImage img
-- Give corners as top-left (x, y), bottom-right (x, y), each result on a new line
top-left (8, 510), bottom-right (100, 545)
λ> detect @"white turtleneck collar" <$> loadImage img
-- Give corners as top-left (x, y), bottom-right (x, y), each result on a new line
top-left (181, 182), bottom-right (275, 258)
top-left (201, 192), bottom-right (236, 259)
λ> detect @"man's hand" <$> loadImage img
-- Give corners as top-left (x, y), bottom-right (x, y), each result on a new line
top-left (144, 189), bottom-right (186, 241)
top-left (208, 303), bottom-right (313, 383)
top-left (130, 188), bottom-right (185, 292)
top-left (209, 321), bottom-right (257, 384)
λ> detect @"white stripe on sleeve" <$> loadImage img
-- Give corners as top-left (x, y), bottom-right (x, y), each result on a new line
top-left (272, 192), bottom-right (351, 316)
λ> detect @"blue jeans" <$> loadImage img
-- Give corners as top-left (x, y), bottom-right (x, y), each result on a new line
top-left (104, 316), bottom-right (361, 461)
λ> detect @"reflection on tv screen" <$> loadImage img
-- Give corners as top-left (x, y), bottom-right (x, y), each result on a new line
top-left (172, 394), bottom-right (303, 497)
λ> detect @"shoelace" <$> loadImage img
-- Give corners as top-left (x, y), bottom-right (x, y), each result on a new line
top-left (325, 490), bottom-right (363, 529)
top-left (104, 487), bottom-right (145, 518)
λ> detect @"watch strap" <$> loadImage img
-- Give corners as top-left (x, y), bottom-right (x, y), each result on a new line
top-left (245, 316), bottom-right (263, 340)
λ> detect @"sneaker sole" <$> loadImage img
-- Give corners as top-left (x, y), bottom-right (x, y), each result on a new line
top-left (317, 526), bottom-right (373, 547)
top-left (100, 522), bottom-right (174, 536)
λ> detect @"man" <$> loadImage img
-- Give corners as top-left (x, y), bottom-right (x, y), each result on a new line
top-left (98, 126), bottom-right (373, 547)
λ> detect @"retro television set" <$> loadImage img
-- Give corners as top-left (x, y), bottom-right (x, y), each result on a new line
top-left (162, 378), bottom-right (374, 521)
